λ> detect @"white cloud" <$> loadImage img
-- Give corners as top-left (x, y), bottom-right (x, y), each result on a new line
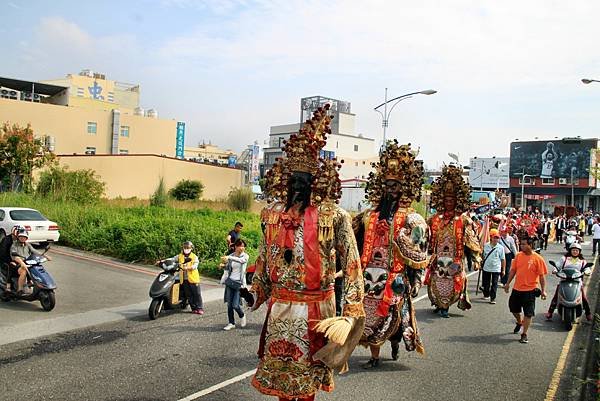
top-left (7, 2), bottom-right (600, 168)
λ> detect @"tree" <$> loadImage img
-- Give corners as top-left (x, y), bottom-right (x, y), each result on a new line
top-left (169, 179), bottom-right (204, 201)
top-left (0, 123), bottom-right (55, 192)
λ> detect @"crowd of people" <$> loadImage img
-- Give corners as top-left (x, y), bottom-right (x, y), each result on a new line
top-left (167, 143), bottom-right (595, 401)
top-left (5, 106), bottom-right (594, 401)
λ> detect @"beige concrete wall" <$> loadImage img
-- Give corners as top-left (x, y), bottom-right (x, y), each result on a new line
top-left (57, 155), bottom-right (244, 200)
top-left (0, 98), bottom-right (176, 156)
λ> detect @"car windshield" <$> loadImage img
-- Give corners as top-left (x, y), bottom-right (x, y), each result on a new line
top-left (9, 210), bottom-right (47, 221)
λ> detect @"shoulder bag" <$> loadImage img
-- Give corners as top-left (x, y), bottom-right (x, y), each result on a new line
top-left (224, 260), bottom-right (242, 290)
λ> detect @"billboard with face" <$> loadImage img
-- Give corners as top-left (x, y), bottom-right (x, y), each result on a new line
top-left (509, 139), bottom-right (596, 179)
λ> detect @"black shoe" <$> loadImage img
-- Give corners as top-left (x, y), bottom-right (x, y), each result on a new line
top-left (519, 334), bottom-right (528, 344)
top-left (391, 342), bottom-right (400, 361)
top-left (362, 358), bottom-right (380, 369)
top-left (513, 323), bottom-right (522, 334)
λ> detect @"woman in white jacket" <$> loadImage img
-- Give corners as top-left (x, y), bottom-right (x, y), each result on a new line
top-left (222, 239), bottom-right (249, 330)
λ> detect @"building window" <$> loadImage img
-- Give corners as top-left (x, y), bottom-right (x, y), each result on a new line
top-left (518, 176), bottom-right (533, 185)
top-left (542, 178), bottom-right (554, 185)
top-left (120, 126), bottom-right (130, 137)
top-left (87, 122), bottom-right (97, 135)
top-left (278, 137), bottom-right (285, 147)
top-left (85, 147), bottom-right (96, 155)
top-left (119, 149), bottom-right (129, 155)
top-left (107, 92), bottom-right (114, 102)
top-left (77, 87), bottom-right (84, 97)
top-left (336, 141), bottom-right (339, 149)
top-left (362, 161), bottom-right (366, 165)
top-left (354, 145), bottom-right (359, 152)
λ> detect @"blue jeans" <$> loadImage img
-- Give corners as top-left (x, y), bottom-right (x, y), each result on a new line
top-left (225, 287), bottom-right (244, 324)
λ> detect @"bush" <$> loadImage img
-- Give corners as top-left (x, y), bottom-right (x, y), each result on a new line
top-left (0, 192), bottom-right (261, 278)
top-left (227, 187), bottom-right (253, 211)
top-left (36, 166), bottom-right (105, 203)
top-left (169, 179), bottom-right (204, 201)
top-left (150, 177), bottom-right (168, 207)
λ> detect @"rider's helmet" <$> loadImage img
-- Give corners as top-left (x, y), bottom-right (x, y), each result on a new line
top-left (11, 225), bottom-right (23, 235)
top-left (569, 242), bottom-right (582, 251)
top-left (16, 228), bottom-right (29, 239)
top-left (182, 241), bottom-right (194, 255)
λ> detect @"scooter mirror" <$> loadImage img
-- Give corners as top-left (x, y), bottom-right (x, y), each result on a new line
top-left (549, 260), bottom-right (557, 268)
top-left (585, 262), bottom-right (594, 268)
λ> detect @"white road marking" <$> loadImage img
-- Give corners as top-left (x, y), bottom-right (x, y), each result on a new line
top-left (178, 369), bottom-right (257, 401)
top-left (179, 269), bottom-right (481, 400)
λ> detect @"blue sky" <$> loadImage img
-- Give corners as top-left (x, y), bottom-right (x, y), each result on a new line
top-left (2, 0), bottom-right (600, 168)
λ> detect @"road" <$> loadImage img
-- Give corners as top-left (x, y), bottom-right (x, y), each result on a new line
top-left (0, 242), bottom-right (596, 401)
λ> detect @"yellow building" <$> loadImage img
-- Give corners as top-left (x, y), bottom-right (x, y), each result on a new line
top-left (0, 71), bottom-right (177, 156)
top-left (0, 71), bottom-right (245, 199)
top-left (184, 143), bottom-right (236, 165)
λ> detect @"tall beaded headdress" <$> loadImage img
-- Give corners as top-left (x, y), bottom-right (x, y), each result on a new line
top-left (365, 140), bottom-right (424, 207)
top-left (430, 165), bottom-right (471, 212)
top-left (264, 104), bottom-right (343, 205)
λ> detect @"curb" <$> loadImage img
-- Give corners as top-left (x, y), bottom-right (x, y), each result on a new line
top-left (581, 261), bottom-right (600, 401)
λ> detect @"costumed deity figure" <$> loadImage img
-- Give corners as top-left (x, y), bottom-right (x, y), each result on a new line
top-left (353, 140), bottom-right (428, 368)
top-left (425, 165), bottom-right (482, 318)
top-left (251, 105), bottom-right (365, 401)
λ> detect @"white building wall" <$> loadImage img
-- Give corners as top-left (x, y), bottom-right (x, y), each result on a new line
top-left (337, 113), bottom-right (356, 136)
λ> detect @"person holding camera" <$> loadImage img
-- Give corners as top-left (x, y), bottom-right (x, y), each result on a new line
top-left (504, 231), bottom-right (548, 344)
top-left (221, 239), bottom-right (249, 331)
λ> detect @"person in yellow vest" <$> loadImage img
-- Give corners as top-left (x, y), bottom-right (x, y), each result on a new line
top-left (165, 241), bottom-right (204, 315)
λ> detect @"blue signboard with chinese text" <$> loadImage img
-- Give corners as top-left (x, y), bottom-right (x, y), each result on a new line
top-left (176, 122), bottom-right (185, 159)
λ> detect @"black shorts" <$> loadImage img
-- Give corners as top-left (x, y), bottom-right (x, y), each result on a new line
top-left (509, 289), bottom-right (536, 317)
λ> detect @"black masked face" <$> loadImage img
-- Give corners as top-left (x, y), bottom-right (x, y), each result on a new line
top-left (286, 172), bottom-right (313, 211)
top-left (377, 179), bottom-right (401, 221)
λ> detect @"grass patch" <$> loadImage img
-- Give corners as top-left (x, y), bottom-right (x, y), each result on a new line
top-left (0, 193), bottom-right (261, 278)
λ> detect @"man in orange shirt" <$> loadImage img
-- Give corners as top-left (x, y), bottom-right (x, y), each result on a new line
top-left (504, 231), bottom-right (548, 344)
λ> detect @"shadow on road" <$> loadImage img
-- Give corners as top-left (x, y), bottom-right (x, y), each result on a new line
top-left (440, 332), bottom-right (515, 345)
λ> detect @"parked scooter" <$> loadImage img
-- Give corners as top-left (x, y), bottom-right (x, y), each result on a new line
top-left (548, 260), bottom-right (593, 331)
top-left (0, 249), bottom-right (57, 311)
top-left (148, 259), bottom-right (188, 320)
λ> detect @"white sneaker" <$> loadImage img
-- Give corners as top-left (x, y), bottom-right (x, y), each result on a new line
top-left (223, 323), bottom-right (235, 331)
top-left (241, 315), bottom-right (247, 328)
top-left (482, 296), bottom-right (490, 300)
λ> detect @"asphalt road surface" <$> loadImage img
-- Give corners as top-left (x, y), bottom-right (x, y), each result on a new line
top-left (0, 242), bottom-right (596, 401)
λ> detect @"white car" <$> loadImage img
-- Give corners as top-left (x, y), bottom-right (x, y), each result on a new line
top-left (0, 207), bottom-right (60, 244)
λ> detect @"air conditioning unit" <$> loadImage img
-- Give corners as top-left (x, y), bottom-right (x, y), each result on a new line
top-left (21, 92), bottom-right (41, 102)
top-left (559, 178), bottom-right (568, 184)
top-left (1, 89), bottom-right (18, 99)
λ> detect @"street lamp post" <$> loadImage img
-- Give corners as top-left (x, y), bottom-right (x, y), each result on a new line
top-left (518, 167), bottom-right (533, 211)
top-left (374, 88), bottom-right (436, 149)
top-left (571, 166), bottom-right (576, 208)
